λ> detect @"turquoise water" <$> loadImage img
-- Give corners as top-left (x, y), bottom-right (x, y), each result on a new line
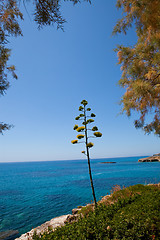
top-left (0, 156), bottom-right (160, 237)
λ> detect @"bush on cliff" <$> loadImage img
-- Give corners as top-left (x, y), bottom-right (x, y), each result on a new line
top-left (33, 184), bottom-right (160, 240)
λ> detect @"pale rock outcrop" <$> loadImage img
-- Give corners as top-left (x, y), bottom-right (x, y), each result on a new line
top-left (15, 206), bottom-right (86, 240)
top-left (138, 156), bottom-right (160, 162)
top-left (15, 215), bottom-right (70, 240)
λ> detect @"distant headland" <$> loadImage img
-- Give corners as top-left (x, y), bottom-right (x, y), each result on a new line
top-left (138, 154), bottom-right (160, 162)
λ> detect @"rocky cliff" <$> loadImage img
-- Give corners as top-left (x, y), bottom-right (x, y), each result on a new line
top-left (138, 156), bottom-right (160, 162)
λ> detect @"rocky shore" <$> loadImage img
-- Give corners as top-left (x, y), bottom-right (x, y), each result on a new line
top-left (138, 155), bottom-right (160, 162)
top-left (15, 215), bottom-right (69, 240)
top-left (11, 182), bottom-right (160, 240)
top-left (15, 206), bottom-right (85, 240)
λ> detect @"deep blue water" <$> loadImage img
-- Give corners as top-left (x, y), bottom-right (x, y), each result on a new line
top-left (0, 156), bottom-right (160, 237)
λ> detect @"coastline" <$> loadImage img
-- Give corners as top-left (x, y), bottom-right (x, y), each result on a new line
top-left (15, 205), bottom-right (87, 240)
top-left (15, 204), bottom-right (88, 240)
top-left (15, 183), bottom-right (160, 240)
top-left (15, 215), bottom-right (70, 240)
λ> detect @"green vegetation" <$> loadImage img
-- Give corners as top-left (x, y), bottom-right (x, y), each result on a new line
top-left (33, 184), bottom-right (160, 240)
top-left (71, 100), bottom-right (102, 207)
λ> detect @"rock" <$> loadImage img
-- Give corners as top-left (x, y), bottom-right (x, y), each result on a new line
top-left (72, 206), bottom-right (83, 215)
top-left (0, 230), bottom-right (19, 240)
top-left (72, 208), bottom-right (79, 215)
top-left (86, 203), bottom-right (94, 207)
top-left (101, 195), bottom-right (111, 202)
top-left (65, 214), bottom-right (79, 223)
top-left (16, 203), bottom-right (95, 240)
top-left (138, 156), bottom-right (160, 162)
top-left (15, 215), bottom-right (69, 240)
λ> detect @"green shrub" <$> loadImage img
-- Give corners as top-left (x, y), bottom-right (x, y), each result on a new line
top-left (33, 184), bottom-right (160, 240)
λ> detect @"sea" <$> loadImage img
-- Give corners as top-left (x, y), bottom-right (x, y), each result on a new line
top-left (0, 156), bottom-right (160, 238)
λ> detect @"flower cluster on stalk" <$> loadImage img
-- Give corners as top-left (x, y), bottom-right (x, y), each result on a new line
top-left (71, 100), bottom-right (102, 154)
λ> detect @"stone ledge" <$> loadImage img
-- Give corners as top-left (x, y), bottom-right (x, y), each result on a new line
top-left (15, 215), bottom-right (70, 240)
top-left (138, 156), bottom-right (160, 162)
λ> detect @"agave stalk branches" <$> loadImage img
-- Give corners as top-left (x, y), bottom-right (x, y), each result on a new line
top-left (71, 100), bottom-right (102, 208)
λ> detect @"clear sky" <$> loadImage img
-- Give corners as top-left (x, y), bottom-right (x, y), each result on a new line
top-left (0, 0), bottom-right (159, 162)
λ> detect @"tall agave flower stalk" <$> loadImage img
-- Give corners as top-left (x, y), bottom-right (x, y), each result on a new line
top-left (71, 100), bottom-right (102, 208)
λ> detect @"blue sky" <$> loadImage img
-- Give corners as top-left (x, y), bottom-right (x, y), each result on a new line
top-left (0, 0), bottom-right (159, 162)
